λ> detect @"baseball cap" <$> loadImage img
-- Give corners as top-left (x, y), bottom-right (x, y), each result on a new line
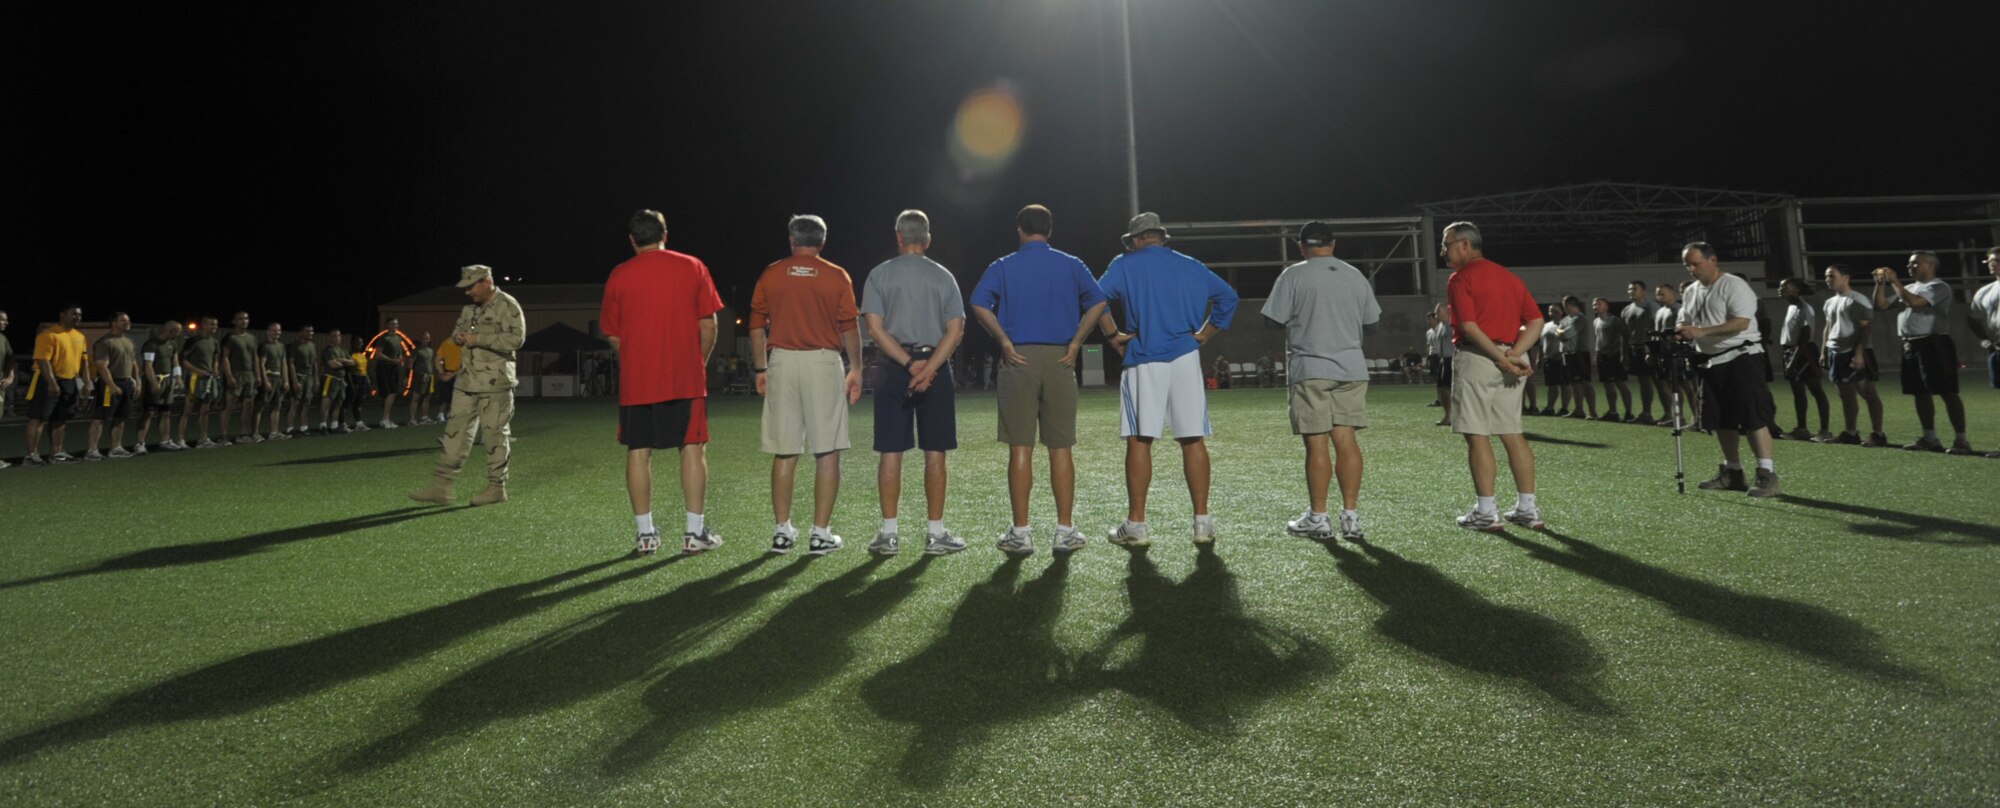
top-left (456, 265), bottom-right (493, 288)
top-left (1297, 221), bottom-right (1335, 246)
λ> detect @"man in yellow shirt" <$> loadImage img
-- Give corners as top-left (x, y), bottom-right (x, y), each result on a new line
top-left (23, 305), bottom-right (92, 465)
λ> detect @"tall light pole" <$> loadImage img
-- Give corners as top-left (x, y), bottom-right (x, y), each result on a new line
top-left (1118, 0), bottom-right (1139, 218)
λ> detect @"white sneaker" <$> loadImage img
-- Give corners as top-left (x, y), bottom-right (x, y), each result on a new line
top-left (996, 527), bottom-right (1035, 556)
top-left (0, 459), bottom-right (11, 470)
top-left (635, 531), bottom-right (661, 556)
top-left (868, 531), bottom-right (901, 556)
top-left (196, 438), bottom-right (221, 449)
top-left (131, 444), bottom-right (149, 456)
top-left (1284, 511), bottom-right (1333, 539)
top-left (267, 432), bottom-right (285, 441)
top-left (923, 531), bottom-right (967, 556)
top-left (1338, 510), bottom-right (1364, 541)
top-left (108, 447), bottom-right (135, 459)
top-left (354, 422), bottom-right (371, 432)
top-left (1456, 507), bottom-right (1504, 532)
top-left (1503, 506), bottom-right (1545, 529)
top-left (380, 420), bottom-right (399, 430)
top-left (807, 530), bottom-right (844, 556)
top-left (1052, 526), bottom-right (1088, 553)
top-left (1107, 521), bottom-right (1151, 547)
top-left (769, 526), bottom-right (799, 555)
top-left (83, 450), bottom-right (105, 461)
top-left (1192, 516), bottom-right (1217, 545)
top-left (683, 527), bottom-right (723, 554)
top-left (317, 422), bottom-right (329, 432)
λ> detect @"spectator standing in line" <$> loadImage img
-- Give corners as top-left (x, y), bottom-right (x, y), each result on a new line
top-left (408, 265), bottom-right (526, 507)
top-left (1428, 303), bottom-right (1456, 425)
top-left (1095, 212), bottom-right (1239, 548)
top-left (1874, 252), bottom-right (1973, 454)
top-left (1555, 295), bottom-right (1598, 420)
top-left (285, 325), bottom-right (320, 436)
top-left (219, 311), bottom-right (261, 443)
top-left (1652, 284), bottom-right (1697, 428)
top-left (1262, 221), bottom-right (1381, 542)
top-left (84, 312), bottom-right (139, 460)
top-left (407, 333), bottom-right (438, 425)
top-left (1676, 242), bottom-right (1781, 497)
top-left (860, 209), bottom-right (968, 557)
top-left (1440, 222), bottom-right (1545, 531)
top-left (344, 335), bottom-right (374, 432)
top-left (1620, 280), bottom-right (1662, 423)
top-left (255, 321), bottom-right (294, 442)
top-left (369, 317), bottom-right (410, 429)
top-left (601, 209), bottom-right (726, 556)
top-left (1592, 297), bottom-right (1630, 421)
top-left (969, 203), bottom-right (1108, 556)
top-left (181, 316), bottom-right (225, 448)
top-left (748, 215), bottom-right (863, 556)
top-left (1536, 304), bottom-right (1568, 416)
top-left (0, 310), bottom-right (12, 469)
top-left (1818, 264), bottom-right (1888, 446)
top-left (317, 327), bottom-right (351, 432)
top-left (22, 304), bottom-right (90, 465)
top-left (1776, 278), bottom-right (1833, 441)
top-left (1969, 246), bottom-right (2000, 457)
top-left (134, 320), bottom-right (187, 452)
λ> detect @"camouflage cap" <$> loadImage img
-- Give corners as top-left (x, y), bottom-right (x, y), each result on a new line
top-left (456, 264), bottom-right (493, 288)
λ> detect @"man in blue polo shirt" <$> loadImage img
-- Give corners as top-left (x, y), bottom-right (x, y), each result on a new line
top-left (1095, 212), bottom-right (1239, 547)
top-left (970, 203), bottom-right (1109, 556)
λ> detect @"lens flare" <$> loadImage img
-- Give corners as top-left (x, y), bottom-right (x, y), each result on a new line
top-left (948, 86), bottom-right (1025, 178)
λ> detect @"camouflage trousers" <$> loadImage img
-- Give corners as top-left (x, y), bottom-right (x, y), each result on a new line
top-left (438, 387), bottom-right (513, 483)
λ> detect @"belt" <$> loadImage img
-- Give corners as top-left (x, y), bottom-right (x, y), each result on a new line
top-left (1901, 334), bottom-right (1943, 344)
top-left (1703, 344), bottom-right (1764, 365)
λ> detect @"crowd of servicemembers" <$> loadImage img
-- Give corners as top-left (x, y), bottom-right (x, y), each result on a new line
top-left (3, 309), bottom-right (461, 468)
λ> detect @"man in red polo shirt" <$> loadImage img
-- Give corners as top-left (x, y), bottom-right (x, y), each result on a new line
top-left (602, 209), bottom-right (726, 557)
top-left (1442, 221), bottom-right (1546, 531)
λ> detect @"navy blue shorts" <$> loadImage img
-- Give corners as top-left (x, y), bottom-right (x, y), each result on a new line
top-left (873, 351), bottom-right (956, 453)
top-left (1826, 347), bottom-right (1879, 384)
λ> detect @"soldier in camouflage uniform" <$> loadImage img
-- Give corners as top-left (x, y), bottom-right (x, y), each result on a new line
top-left (409, 265), bottom-right (526, 507)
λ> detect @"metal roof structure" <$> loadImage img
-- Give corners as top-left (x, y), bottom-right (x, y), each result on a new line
top-left (1413, 181), bottom-right (1794, 242)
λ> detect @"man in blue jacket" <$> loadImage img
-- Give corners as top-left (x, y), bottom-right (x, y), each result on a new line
top-left (1096, 212), bottom-right (1239, 547)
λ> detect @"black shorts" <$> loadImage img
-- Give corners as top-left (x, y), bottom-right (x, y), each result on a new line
top-left (619, 397), bottom-right (709, 449)
top-left (1562, 352), bottom-right (1592, 383)
top-left (145, 375), bottom-right (176, 412)
top-left (1781, 343), bottom-right (1821, 382)
top-left (1699, 353), bottom-right (1778, 433)
top-left (1624, 344), bottom-right (1654, 377)
top-left (1540, 356), bottom-right (1569, 386)
top-left (98, 378), bottom-right (138, 422)
top-left (1900, 335), bottom-right (1959, 396)
top-left (1826, 347), bottom-right (1879, 384)
top-left (874, 351), bottom-right (957, 453)
top-left (1426, 354), bottom-right (1443, 381)
top-left (1596, 352), bottom-right (1628, 383)
top-left (25, 374), bottom-right (80, 423)
top-left (437, 376), bottom-right (456, 403)
top-left (346, 374), bottom-right (373, 407)
top-left (371, 360), bottom-right (406, 396)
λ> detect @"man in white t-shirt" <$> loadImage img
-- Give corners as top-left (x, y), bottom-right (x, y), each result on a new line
top-left (1969, 246), bottom-right (2000, 458)
top-left (1776, 278), bottom-right (1832, 441)
top-left (1819, 264), bottom-right (1889, 446)
top-left (1873, 251), bottom-right (1972, 454)
top-left (1536, 304), bottom-right (1568, 415)
top-left (1652, 284), bottom-right (1697, 428)
top-left (1426, 305), bottom-right (1455, 425)
top-left (1674, 242), bottom-right (1779, 497)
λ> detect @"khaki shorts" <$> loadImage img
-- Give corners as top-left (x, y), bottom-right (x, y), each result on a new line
top-left (1450, 350), bottom-right (1526, 436)
top-left (761, 348), bottom-right (851, 455)
top-left (1289, 379), bottom-right (1368, 434)
top-left (996, 345), bottom-right (1079, 448)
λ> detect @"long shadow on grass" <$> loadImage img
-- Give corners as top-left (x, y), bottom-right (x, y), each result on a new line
top-left (602, 555), bottom-right (928, 774)
top-left (1773, 496), bottom-right (1999, 546)
top-left (0, 556), bottom-right (674, 765)
top-left (1523, 432), bottom-right (1610, 448)
top-left (1500, 530), bottom-right (1929, 682)
top-left (1088, 545), bottom-right (1339, 732)
top-left (860, 554), bottom-right (1081, 788)
top-left (1321, 539), bottom-right (1615, 714)
top-left (0, 507), bottom-right (451, 591)
top-left (262, 448), bottom-right (435, 466)
top-left (343, 554), bottom-right (806, 773)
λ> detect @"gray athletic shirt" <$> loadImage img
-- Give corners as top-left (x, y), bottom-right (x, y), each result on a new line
top-left (859, 253), bottom-right (965, 348)
top-left (1558, 314), bottom-right (1588, 353)
top-left (1620, 299), bottom-right (1658, 344)
top-left (1678, 273), bottom-right (1761, 355)
top-left (1593, 314), bottom-right (1623, 353)
top-left (1780, 301), bottom-right (1815, 348)
top-left (1822, 290), bottom-right (1871, 352)
top-left (1884, 278), bottom-right (1951, 338)
top-left (1260, 256), bottom-right (1382, 384)
top-left (1974, 280), bottom-right (2000, 341)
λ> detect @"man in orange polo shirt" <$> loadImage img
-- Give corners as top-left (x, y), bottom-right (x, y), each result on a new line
top-left (23, 304), bottom-right (93, 465)
top-left (749, 214), bottom-right (863, 556)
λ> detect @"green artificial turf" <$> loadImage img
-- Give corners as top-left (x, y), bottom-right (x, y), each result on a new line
top-left (1, 383), bottom-right (1997, 806)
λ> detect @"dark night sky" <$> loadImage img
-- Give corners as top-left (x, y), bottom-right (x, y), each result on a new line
top-left (10, 0), bottom-right (1992, 335)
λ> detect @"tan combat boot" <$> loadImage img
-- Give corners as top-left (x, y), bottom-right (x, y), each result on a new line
top-left (408, 476), bottom-right (455, 505)
top-left (470, 482), bottom-right (508, 507)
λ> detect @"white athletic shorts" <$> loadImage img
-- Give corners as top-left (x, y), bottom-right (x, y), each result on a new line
top-left (1118, 351), bottom-right (1211, 439)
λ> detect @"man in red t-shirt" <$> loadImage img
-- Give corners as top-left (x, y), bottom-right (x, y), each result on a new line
top-left (748, 214), bottom-right (864, 557)
top-left (602, 209), bottom-right (726, 557)
top-left (1441, 221), bottom-right (1546, 532)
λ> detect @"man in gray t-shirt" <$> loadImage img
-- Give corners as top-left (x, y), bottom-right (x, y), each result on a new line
top-left (1873, 251), bottom-right (1971, 452)
top-left (1261, 222), bottom-right (1380, 542)
top-left (1620, 281), bottom-right (1662, 422)
top-left (858, 209), bottom-right (968, 556)
top-left (1593, 298), bottom-right (1632, 420)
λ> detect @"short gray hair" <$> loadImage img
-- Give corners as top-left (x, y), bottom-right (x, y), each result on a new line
top-left (788, 214), bottom-right (827, 248)
top-left (895, 209), bottom-right (931, 246)
top-left (1444, 221), bottom-right (1482, 249)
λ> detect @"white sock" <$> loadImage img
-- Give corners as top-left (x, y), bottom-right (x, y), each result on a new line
top-left (1311, 510), bottom-right (1329, 520)
top-left (926, 520), bottom-right (945, 537)
top-left (1724, 461), bottom-right (1742, 470)
top-left (1126, 519), bottom-right (1147, 530)
top-left (1056, 523), bottom-right (1075, 534)
top-left (1516, 492), bottom-right (1537, 510)
top-left (1756, 458), bottom-right (1774, 472)
top-left (1338, 509), bottom-right (1357, 520)
top-left (1476, 496), bottom-right (1496, 514)
top-left (776, 520), bottom-right (796, 536)
top-left (811, 524), bottom-right (832, 538)
top-left (687, 512), bottom-right (704, 534)
top-left (1194, 513), bottom-right (1212, 523)
top-left (1013, 524), bottom-right (1031, 533)
top-left (881, 517), bottom-right (899, 535)
top-left (635, 512), bottom-right (654, 534)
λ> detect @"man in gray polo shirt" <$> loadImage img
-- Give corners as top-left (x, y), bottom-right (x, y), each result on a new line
top-left (860, 209), bottom-right (969, 556)
top-left (1262, 222), bottom-right (1381, 542)
top-left (1874, 251), bottom-right (1972, 454)
top-left (1677, 242), bottom-right (1780, 497)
